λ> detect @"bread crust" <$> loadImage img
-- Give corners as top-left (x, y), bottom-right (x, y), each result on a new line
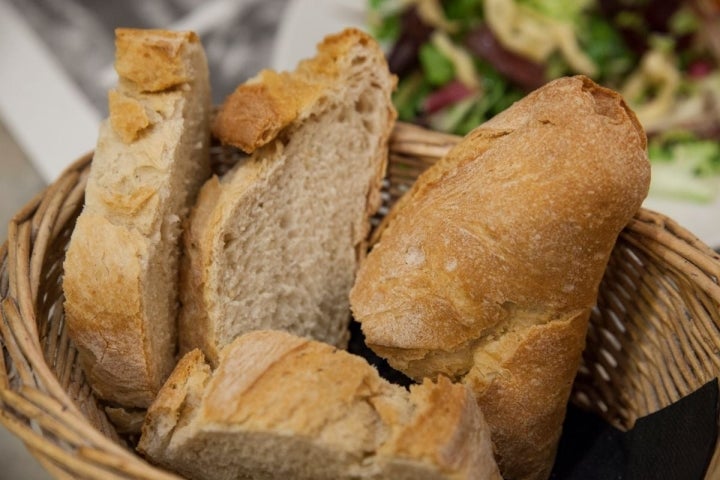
top-left (350, 76), bottom-right (651, 480)
top-left (115, 28), bottom-right (200, 92)
top-left (63, 28), bottom-right (211, 408)
top-left (138, 331), bottom-right (501, 480)
top-left (212, 28), bottom-right (385, 153)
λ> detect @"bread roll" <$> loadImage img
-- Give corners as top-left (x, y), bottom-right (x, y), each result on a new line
top-left (138, 330), bottom-right (501, 480)
top-left (350, 76), bottom-right (651, 480)
top-left (178, 29), bottom-right (396, 364)
top-left (63, 29), bottom-right (212, 408)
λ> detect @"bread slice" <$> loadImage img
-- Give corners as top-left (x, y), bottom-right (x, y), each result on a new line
top-left (350, 76), bottom-right (651, 480)
top-left (63, 28), bottom-right (212, 408)
top-left (178, 28), bottom-right (396, 364)
top-left (137, 330), bottom-right (501, 480)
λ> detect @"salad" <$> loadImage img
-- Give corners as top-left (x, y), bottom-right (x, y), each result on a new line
top-left (368, 0), bottom-right (720, 202)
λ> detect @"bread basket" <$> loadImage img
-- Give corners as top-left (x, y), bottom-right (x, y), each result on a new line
top-left (1, 122), bottom-right (719, 479)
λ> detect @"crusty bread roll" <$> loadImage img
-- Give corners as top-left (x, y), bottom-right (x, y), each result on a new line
top-left (137, 330), bottom-right (501, 480)
top-left (63, 29), bottom-right (211, 408)
top-left (178, 29), bottom-right (396, 364)
top-left (350, 76), bottom-right (651, 480)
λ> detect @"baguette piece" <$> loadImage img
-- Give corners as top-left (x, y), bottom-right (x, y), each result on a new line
top-left (350, 76), bottom-right (651, 480)
top-left (63, 28), bottom-right (212, 408)
top-left (137, 330), bottom-right (501, 480)
top-left (179, 28), bottom-right (396, 364)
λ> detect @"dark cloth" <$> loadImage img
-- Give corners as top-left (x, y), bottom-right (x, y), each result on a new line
top-left (552, 379), bottom-right (719, 480)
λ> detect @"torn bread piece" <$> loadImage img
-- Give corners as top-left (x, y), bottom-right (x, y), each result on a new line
top-left (178, 28), bottom-right (396, 364)
top-left (350, 76), bottom-right (651, 480)
top-left (63, 28), bottom-right (212, 408)
top-left (138, 330), bottom-right (500, 480)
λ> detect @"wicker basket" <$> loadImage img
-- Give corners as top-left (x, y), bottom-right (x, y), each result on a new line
top-left (1, 122), bottom-right (719, 479)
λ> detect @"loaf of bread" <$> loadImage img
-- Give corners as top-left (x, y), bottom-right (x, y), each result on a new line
top-left (178, 28), bottom-right (396, 364)
top-left (63, 29), bottom-right (212, 408)
top-left (350, 76), bottom-right (651, 480)
top-left (138, 330), bottom-right (501, 480)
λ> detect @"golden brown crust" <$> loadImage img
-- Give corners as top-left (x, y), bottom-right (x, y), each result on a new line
top-left (108, 89), bottom-right (151, 143)
top-left (139, 331), bottom-right (501, 479)
top-left (138, 348), bottom-right (210, 455)
top-left (212, 28), bottom-right (384, 153)
top-left (115, 28), bottom-right (199, 92)
top-left (211, 73), bottom-right (323, 153)
top-left (63, 213), bottom-right (155, 405)
top-left (350, 76), bottom-right (651, 480)
top-left (353, 75), bottom-right (649, 353)
top-left (201, 331), bottom-right (385, 432)
top-left (63, 27), bottom-right (211, 408)
top-left (464, 312), bottom-right (590, 480)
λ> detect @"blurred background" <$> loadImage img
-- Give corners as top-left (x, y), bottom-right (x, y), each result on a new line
top-left (0, 0), bottom-right (290, 183)
top-left (7, 0), bottom-right (288, 113)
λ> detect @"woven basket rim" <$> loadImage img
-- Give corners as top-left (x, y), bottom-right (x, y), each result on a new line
top-left (0, 122), bottom-right (719, 479)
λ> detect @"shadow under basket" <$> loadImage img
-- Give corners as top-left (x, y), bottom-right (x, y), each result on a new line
top-left (1, 122), bottom-right (720, 479)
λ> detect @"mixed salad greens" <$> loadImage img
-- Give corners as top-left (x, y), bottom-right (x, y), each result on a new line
top-left (368, 0), bottom-right (720, 202)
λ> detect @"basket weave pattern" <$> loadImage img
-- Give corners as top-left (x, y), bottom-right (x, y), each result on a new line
top-left (1, 123), bottom-right (720, 478)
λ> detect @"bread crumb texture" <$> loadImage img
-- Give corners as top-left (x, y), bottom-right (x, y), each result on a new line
top-left (178, 27), bottom-right (396, 365)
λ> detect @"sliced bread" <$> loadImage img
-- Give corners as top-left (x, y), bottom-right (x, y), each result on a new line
top-left (63, 28), bottom-right (212, 408)
top-left (179, 28), bottom-right (396, 363)
top-left (137, 330), bottom-right (501, 480)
